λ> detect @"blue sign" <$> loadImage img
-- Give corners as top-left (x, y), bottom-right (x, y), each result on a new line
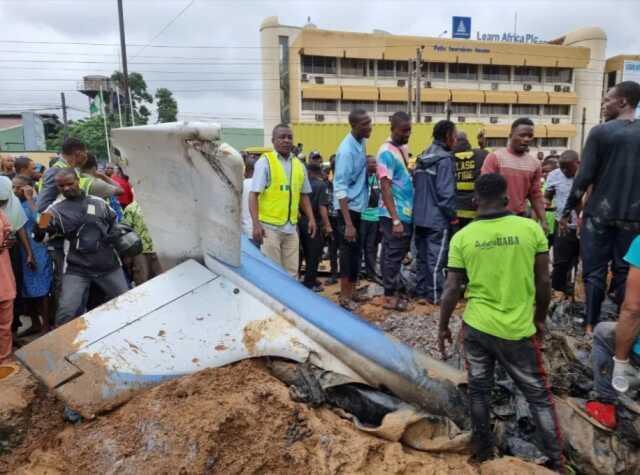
top-left (452, 16), bottom-right (471, 39)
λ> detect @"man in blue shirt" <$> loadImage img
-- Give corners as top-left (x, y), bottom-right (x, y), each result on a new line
top-left (333, 109), bottom-right (372, 310)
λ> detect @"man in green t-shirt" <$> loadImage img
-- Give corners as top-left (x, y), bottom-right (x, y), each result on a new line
top-left (438, 173), bottom-right (564, 470)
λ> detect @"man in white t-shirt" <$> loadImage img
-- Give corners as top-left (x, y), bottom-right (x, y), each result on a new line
top-left (241, 156), bottom-right (255, 240)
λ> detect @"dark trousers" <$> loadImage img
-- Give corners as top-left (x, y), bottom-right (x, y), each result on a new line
top-left (379, 217), bottom-right (412, 296)
top-left (299, 218), bottom-right (324, 288)
top-left (463, 324), bottom-right (564, 468)
top-left (360, 219), bottom-right (379, 279)
top-left (580, 217), bottom-right (638, 327)
top-left (415, 226), bottom-right (449, 302)
top-left (551, 224), bottom-right (580, 293)
top-left (336, 211), bottom-right (362, 283)
top-left (329, 216), bottom-right (340, 277)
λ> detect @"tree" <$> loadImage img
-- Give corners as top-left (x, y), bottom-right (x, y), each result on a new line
top-left (111, 71), bottom-right (154, 125)
top-left (155, 88), bottom-right (178, 123)
top-left (50, 116), bottom-right (110, 161)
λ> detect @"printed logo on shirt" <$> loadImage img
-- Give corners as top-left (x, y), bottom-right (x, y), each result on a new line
top-left (475, 235), bottom-right (520, 250)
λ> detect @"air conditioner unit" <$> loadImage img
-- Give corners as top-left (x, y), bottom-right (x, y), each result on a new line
top-left (315, 114), bottom-right (325, 122)
top-left (424, 81), bottom-right (432, 88)
top-left (491, 83), bottom-right (499, 91)
top-left (523, 84), bottom-right (533, 91)
top-left (301, 73), bottom-right (309, 82)
top-left (490, 116), bottom-right (499, 124)
top-left (314, 76), bottom-right (325, 84)
top-left (551, 117), bottom-right (560, 124)
top-left (562, 86), bottom-right (571, 93)
top-left (458, 116), bottom-right (466, 123)
top-left (554, 85), bottom-right (562, 92)
top-left (424, 115), bottom-right (433, 123)
top-left (397, 79), bottom-right (406, 87)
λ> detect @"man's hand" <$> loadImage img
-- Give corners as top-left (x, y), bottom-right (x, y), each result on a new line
top-left (438, 326), bottom-right (452, 359)
top-left (26, 253), bottom-right (37, 271)
top-left (252, 222), bottom-right (265, 245)
top-left (323, 223), bottom-right (333, 237)
top-left (307, 219), bottom-right (317, 239)
top-left (344, 223), bottom-right (357, 242)
top-left (392, 221), bottom-right (404, 238)
top-left (23, 185), bottom-right (35, 201)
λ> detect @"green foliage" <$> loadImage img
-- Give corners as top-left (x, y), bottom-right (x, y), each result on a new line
top-left (111, 71), bottom-right (154, 125)
top-left (50, 116), bottom-right (113, 161)
top-left (155, 88), bottom-right (178, 123)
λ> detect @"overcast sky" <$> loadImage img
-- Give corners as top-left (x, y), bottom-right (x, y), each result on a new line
top-left (0, 0), bottom-right (638, 128)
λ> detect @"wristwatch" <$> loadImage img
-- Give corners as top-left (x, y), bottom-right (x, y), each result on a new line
top-left (392, 219), bottom-right (401, 226)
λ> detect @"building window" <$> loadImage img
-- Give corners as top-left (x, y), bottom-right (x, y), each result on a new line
top-left (396, 60), bottom-right (408, 77)
top-left (514, 66), bottom-right (542, 82)
top-left (302, 99), bottom-right (338, 112)
top-left (486, 137), bottom-right (508, 148)
top-left (540, 138), bottom-right (568, 148)
top-left (448, 63), bottom-right (478, 81)
top-left (378, 101), bottom-right (407, 113)
top-left (512, 104), bottom-right (540, 115)
top-left (482, 65), bottom-right (511, 82)
top-left (543, 105), bottom-right (570, 115)
top-left (301, 55), bottom-right (337, 75)
top-left (607, 71), bottom-right (617, 89)
top-left (545, 68), bottom-right (572, 83)
top-left (341, 58), bottom-right (368, 76)
top-left (450, 103), bottom-right (477, 114)
top-left (480, 103), bottom-right (510, 115)
top-left (341, 100), bottom-right (374, 112)
top-left (378, 60), bottom-right (395, 77)
top-left (424, 62), bottom-right (445, 80)
top-left (423, 102), bottom-right (445, 113)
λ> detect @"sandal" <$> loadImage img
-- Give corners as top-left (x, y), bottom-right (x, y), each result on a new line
top-left (339, 298), bottom-right (359, 312)
top-left (383, 296), bottom-right (409, 312)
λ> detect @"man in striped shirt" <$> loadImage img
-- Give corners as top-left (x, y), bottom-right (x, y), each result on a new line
top-left (481, 118), bottom-right (548, 234)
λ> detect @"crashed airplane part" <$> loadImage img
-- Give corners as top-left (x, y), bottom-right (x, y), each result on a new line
top-left (15, 122), bottom-right (468, 426)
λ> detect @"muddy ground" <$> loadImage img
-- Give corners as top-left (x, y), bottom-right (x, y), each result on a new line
top-left (0, 276), bottom-right (552, 474)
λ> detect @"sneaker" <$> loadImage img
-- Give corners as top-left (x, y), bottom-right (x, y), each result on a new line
top-left (585, 400), bottom-right (616, 429)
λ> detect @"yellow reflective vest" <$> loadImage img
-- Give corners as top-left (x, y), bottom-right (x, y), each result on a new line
top-left (258, 151), bottom-right (305, 226)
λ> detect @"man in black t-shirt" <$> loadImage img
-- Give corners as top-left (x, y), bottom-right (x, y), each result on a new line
top-left (299, 163), bottom-right (332, 290)
top-left (561, 80), bottom-right (640, 334)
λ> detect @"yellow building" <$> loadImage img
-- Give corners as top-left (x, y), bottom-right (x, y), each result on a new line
top-left (260, 18), bottom-right (613, 157)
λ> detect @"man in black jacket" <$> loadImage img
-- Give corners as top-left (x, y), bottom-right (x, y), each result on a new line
top-left (561, 81), bottom-right (640, 334)
top-left (36, 168), bottom-right (128, 326)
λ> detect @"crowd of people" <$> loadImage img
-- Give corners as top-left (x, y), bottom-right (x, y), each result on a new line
top-left (0, 138), bottom-right (159, 365)
top-left (245, 80), bottom-right (640, 472)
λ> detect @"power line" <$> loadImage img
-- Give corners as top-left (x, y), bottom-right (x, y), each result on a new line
top-left (132, 0), bottom-right (196, 58)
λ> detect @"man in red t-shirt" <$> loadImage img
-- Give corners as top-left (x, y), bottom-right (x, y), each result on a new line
top-left (481, 118), bottom-right (548, 234)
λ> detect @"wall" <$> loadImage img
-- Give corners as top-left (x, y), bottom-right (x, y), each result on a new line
top-left (292, 122), bottom-right (483, 160)
top-left (0, 125), bottom-right (24, 151)
top-left (221, 127), bottom-right (264, 151)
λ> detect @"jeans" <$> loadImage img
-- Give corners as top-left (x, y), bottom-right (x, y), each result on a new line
top-left (329, 215), bottom-right (340, 277)
top-left (463, 324), bottom-right (564, 467)
top-left (415, 226), bottom-right (449, 302)
top-left (551, 224), bottom-right (580, 293)
top-left (379, 217), bottom-right (412, 296)
top-left (581, 217), bottom-right (638, 327)
top-left (591, 321), bottom-right (640, 403)
top-left (360, 219), bottom-right (379, 279)
top-left (299, 218), bottom-right (324, 288)
top-left (55, 268), bottom-right (129, 326)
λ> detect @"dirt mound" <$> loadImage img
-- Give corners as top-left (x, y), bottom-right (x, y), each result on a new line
top-left (7, 360), bottom-right (550, 474)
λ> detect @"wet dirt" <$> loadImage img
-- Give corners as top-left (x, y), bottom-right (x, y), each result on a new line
top-left (6, 359), bottom-right (550, 474)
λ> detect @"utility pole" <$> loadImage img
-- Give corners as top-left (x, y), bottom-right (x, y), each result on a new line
top-left (415, 47), bottom-right (423, 123)
top-left (60, 92), bottom-right (68, 140)
top-left (117, 0), bottom-right (130, 125)
top-left (407, 59), bottom-right (413, 121)
top-left (580, 107), bottom-right (587, 153)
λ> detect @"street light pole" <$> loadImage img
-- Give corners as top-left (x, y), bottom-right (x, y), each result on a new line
top-left (117, 0), bottom-right (131, 125)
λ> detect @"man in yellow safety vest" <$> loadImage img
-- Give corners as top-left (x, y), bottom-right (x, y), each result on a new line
top-left (249, 124), bottom-right (316, 277)
top-left (453, 131), bottom-right (488, 229)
